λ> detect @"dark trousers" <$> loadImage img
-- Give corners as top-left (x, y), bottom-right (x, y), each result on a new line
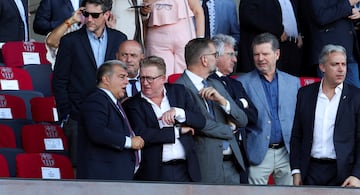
top-left (304, 158), bottom-right (340, 186)
top-left (160, 160), bottom-right (191, 182)
top-left (63, 118), bottom-right (78, 167)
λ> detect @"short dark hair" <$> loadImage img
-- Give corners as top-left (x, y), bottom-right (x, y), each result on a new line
top-left (84, 0), bottom-right (113, 12)
top-left (185, 38), bottom-right (214, 67)
top-left (96, 60), bottom-right (127, 84)
top-left (140, 56), bottom-right (166, 75)
top-left (251, 33), bottom-right (279, 52)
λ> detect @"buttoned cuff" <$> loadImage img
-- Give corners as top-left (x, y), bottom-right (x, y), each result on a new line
top-left (174, 107), bottom-right (186, 123)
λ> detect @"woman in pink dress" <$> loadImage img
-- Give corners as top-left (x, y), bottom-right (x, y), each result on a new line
top-left (143, 0), bottom-right (204, 77)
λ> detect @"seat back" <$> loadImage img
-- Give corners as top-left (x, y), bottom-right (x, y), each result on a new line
top-left (0, 67), bottom-right (33, 90)
top-left (0, 124), bottom-right (17, 148)
top-left (16, 153), bottom-right (74, 179)
top-left (23, 64), bottom-right (53, 97)
top-left (0, 94), bottom-right (27, 119)
top-left (0, 119), bottom-right (34, 148)
top-left (22, 124), bottom-right (68, 154)
top-left (299, 77), bottom-right (321, 87)
top-left (1, 41), bottom-right (49, 67)
top-left (0, 148), bottom-right (24, 177)
top-left (0, 90), bottom-right (44, 120)
top-left (167, 73), bottom-right (182, 83)
top-left (30, 96), bottom-right (58, 123)
top-left (0, 154), bottom-right (10, 177)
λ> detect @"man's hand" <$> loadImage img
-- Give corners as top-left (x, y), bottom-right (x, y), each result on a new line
top-left (349, 8), bottom-right (360, 20)
top-left (342, 176), bottom-right (360, 187)
top-left (199, 87), bottom-right (227, 106)
top-left (280, 31), bottom-right (288, 42)
top-left (293, 173), bottom-right (302, 186)
top-left (161, 108), bottom-right (176, 126)
top-left (131, 136), bottom-right (144, 150)
top-left (349, 0), bottom-right (360, 6)
top-left (106, 12), bottom-right (116, 29)
top-left (180, 126), bottom-right (195, 135)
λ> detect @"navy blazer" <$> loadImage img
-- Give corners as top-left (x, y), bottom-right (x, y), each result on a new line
top-left (122, 83), bottom-right (205, 181)
top-left (52, 26), bottom-right (127, 121)
top-left (77, 89), bottom-right (136, 180)
top-left (238, 0), bottom-right (300, 72)
top-left (0, 0), bottom-right (28, 42)
top-left (33, 0), bottom-right (82, 35)
top-left (306, 0), bottom-right (360, 64)
top-left (290, 82), bottom-right (360, 183)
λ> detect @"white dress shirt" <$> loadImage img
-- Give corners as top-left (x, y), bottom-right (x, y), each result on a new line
top-left (141, 87), bottom-right (187, 162)
top-left (277, 0), bottom-right (298, 37)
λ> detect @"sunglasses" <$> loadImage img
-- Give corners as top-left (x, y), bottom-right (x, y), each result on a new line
top-left (82, 10), bottom-right (104, 18)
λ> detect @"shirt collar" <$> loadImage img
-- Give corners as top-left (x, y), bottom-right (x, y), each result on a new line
top-left (319, 80), bottom-right (344, 95)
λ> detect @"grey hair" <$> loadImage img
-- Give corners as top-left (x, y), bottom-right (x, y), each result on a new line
top-left (212, 34), bottom-right (236, 55)
top-left (96, 60), bottom-right (127, 84)
top-left (318, 44), bottom-right (346, 65)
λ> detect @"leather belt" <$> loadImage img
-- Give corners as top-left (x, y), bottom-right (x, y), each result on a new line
top-left (162, 159), bottom-right (186, 165)
top-left (285, 36), bottom-right (298, 44)
top-left (310, 157), bottom-right (336, 164)
top-left (223, 154), bottom-right (233, 161)
top-left (268, 143), bottom-right (285, 149)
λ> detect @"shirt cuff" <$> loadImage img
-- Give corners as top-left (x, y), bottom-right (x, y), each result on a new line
top-left (220, 100), bottom-right (230, 114)
top-left (174, 126), bottom-right (180, 138)
top-left (291, 169), bottom-right (301, 175)
top-left (239, 98), bottom-right (249, 109)
top-left (173, 107), bottom-right (186, 123)
top-left (124, 136), bottom-right (132, 149)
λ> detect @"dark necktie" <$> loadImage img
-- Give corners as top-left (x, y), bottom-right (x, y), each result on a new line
top-left (202, 0), bottom-right (210, 38)
top-left (117, 100), bottom-right (140, 167)
top-left (129, 79), bottom-right (138, 96)
top-left (202, 79), bottom-right (215, 118)
top-left (132, 0), bottom-right (142, 43)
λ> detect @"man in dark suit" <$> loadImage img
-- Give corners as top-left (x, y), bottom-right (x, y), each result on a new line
top-left (291, 44), bottom-right (360, 187)
top-left (0, 0), bottom-right (28, 63)
top-left (209, 34), bottom-right (258, 183)
top-left (77, 60), bottom-right (144, 180)
top-left (305, 0), bottom-right (360, 87)
top-left (123, 56), bottom-right (205, 182)
top-left (238, 0), bottom-right (303, 76)
top-left (175, 38), bottom-right (248, 184)
top-left (52, 0), bottom-right (127, 166)
top-left (33, 0), bottom-right (83, 35)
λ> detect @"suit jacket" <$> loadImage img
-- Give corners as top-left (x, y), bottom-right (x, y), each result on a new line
top-left (122, 83), bottom-right (205, 181)
top-left (237, 70), bottom-right (300, 165)
top-left (33, 0), bottom-right (82, 35)
top-left (290, 82), bottom-right (360, 183)
top-left (238, 0), bottom-right (300, 72)
top-left (213, 0), bottom-right (240, 46)
top-left (175, 72), bottom-right (248, 183)
top-left (0, 0), bottom-right (28, 42)
top-left (52, 26), bottom-right (127, 121)
top-left (306, 0), bottom-right (360, 64)
top-left (77, 89), bottom-right (136, 180)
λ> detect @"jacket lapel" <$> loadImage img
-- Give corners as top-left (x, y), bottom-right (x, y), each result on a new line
top-left (79, 27), bottom-right (97, 69)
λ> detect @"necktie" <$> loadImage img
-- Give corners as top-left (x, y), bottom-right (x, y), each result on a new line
top-left (132, 0), bottom-right (142, 43)
top-left (117, 100), bottom-right (140, 167)
top-left (202, 79), bottom-right (215, 118)
top-left (202, 0), bottom-right (210, 38)
top-left (129, 79), bottom-right (138, 96)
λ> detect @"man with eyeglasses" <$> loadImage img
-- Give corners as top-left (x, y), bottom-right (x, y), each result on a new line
top-left (116, 40), bottom-right (144, 97)
top-left (77, 60), bottom-right (144, 180)
top-left (175, 38), bottom-right (248, 184)
top-left (237, 33), bottom-right (300, 185)
top-left (53, 0), bottom-right (127, 167)
top-left (208, 34), bottom-right (258, 183)
top-left (122, 56), bottom-right (205, 182)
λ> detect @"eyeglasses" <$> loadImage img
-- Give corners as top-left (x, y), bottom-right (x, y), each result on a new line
top-left (202, 52), bottom-right (219, 58)
top-left (82, 10), bottom-right (104, 18)
top-left (224, 51), bottom-right (238, 58)
top-left (139, 75), bottom-right (163, 83)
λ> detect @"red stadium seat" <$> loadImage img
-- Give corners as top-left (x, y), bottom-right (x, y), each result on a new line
top-left (0, 94), bottom-right (27, 119)
top-left (299, 77), bottom-right (321, 87)
top-left (0, 67), bottom-right (33, 90)
top-left (0, 154), bottom-right (10, 177)
top-left (1, 41), bottom-right (50, 67)
top-left (30, 96), bottom-right (58, 123)
top-left (167, 73), bottom-right (182, 83)
top-left (0, 124), bottom-right (17, 148)
top-left (16, 153), bottom-right (74, 179)
top-left (21, 124), bottom-right (68, 154)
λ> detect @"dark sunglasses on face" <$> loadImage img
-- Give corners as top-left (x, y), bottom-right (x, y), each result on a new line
top-left (82, 10), bottom-right (104, 18)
